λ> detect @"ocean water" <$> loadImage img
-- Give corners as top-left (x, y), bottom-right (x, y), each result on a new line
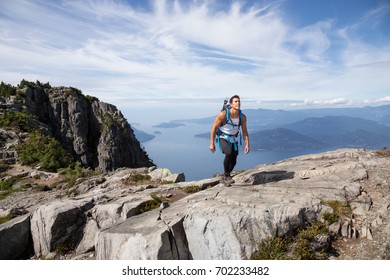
top-left (140, 123), bottom-right (330, 181)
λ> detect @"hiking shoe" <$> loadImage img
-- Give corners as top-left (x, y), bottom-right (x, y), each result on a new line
top-left (225, 175), bottom-right (234, 185)
top-left (219, 175), bottom-right (227, 186)
top-left (220, 175), bottom-right (233, 186)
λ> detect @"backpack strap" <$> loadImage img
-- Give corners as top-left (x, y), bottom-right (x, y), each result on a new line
top-left (216, 130), bottom-right (240, 152)
top-left (222, 108), bottom-right (242, 127)
top-left (215, 108), bottom-right (243, 152)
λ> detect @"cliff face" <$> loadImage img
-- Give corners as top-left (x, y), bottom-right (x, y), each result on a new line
top-left (23, 85), bottom-right (153, 172)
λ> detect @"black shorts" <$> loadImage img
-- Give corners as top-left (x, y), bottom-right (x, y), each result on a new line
top-left (219, 138), bottom-right (239, 155)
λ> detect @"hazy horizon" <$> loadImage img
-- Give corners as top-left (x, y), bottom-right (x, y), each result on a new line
top-left (120, 99), bottom-right (390, 129)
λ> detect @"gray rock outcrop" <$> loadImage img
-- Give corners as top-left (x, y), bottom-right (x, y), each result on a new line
top-left (0, 129), bottom-right (20, 165)
top-left (24, 87), bottom-right (153, 172)
top-left (3, 84), bottom-right (153, 172)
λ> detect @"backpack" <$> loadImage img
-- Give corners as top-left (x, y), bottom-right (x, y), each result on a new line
top-left (215, 97), bottom-right (243, 152)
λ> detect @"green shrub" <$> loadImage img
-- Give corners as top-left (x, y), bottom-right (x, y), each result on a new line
top-left (322, 211), bottom-right (338, 224)
top-left (132, 173), bottom-right (151, 183)
top-left (0, 162), bottom-right (10, 172)
top-left (18, 79), bottom-right (50, 89)
top-left (321, 199), bottom-right (352, 222)
top-left (251, 221), bottom-right (330, 260)
top-left (0, 178), bottom-right (15, 191)
top-left (36, 80), bottom-right (51, 89)
top-left (136, 194), bottom-right (170, 213)
top-left (293, 222), bottom-right (329, 260)
top-left (231, 170), bottom-right (246, 176)
top-left (122, 173), bottom-right (152, 185)
top-left (59, 161), bottom-right (84, 178)
top-left (0, 216), bottom-right (11, 224)
top-left (137, 195), bottom-right (161, 213)
top-left (150, 193), bottom-right (163, 203)
top-left (59, 162), bottom-right (102, 188)
top-left (85, 95), bottom-right (99, 103)
top-left (0, 81), bottom-right (16, 98)
top-left (0, 176), bottom-right (23, 200)
top-left (0, 110), bottom-right (35, 132)
top-left (17, 130), bottom-right (73, 172)
top-left (0, 190), bottom-right (15, 201)
top-left (64, 87), bottom-right (83, 99)
top-left (297, 222), bottom-right (328, 239)
top-left (251, 237), bottom-right (290, 260)
top-left (136, 200), bottom-right (159, 213)
top-left (183, 185), bottom-right (202, 194)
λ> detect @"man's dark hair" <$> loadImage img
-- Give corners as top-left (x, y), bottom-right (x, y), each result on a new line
top-left (229, 95), bottom-right (240, 104)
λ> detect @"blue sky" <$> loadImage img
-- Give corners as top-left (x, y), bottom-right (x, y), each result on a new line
top-left (1, 0), bottom-right (390, 123)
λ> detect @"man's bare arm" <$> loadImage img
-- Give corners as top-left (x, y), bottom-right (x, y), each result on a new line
top-left (241, 114), bottom-right (250, 154)
top-left (209, 112), bottom-right (225, 153)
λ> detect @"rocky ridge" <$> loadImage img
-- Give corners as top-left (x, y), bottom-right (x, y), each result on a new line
top-left (1, 148), bottom-right (389, 260)
top-left (0, 83), bottom-right (153, 172)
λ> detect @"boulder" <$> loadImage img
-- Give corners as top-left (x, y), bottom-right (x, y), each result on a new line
top-left (96, 209), bottom-right (187, 260)
top-left (0, 214), bottom-right (32, 259)
top-left (148, 168), bottom-right (185, 183)
top-left (30, 199), bottom-right (94, 257)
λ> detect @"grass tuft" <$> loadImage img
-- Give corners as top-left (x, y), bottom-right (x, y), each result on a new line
top-left (251, 221), bottom-right (331, 260)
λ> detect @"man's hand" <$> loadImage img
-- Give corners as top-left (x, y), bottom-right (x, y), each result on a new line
top-left (244, 144), bottom-right (250, 154)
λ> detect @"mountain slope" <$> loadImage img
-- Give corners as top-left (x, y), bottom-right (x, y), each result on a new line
top-left (250, 128), bottom-right (327, 150)
top-left (282, 116), bottom-right (390, 148)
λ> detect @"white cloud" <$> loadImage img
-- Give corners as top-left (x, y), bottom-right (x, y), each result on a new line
top-left (0, 0), bottom-right (389, 109)
top-left (307, 98), bottom-right (351, 106)
top-left (287, 96), bottom-right (390, 108)
top-left (289, 20), bottom-right (333, 62)
top-left (363, 96), bottom-right (390, 105)
top-left (287, 98), bottom-right (351, 107)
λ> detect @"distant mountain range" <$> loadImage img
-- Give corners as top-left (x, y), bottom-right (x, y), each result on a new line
top-left (249, 128), bottom-right (326, 150)
top-left (280, 115), bottom-right (390, 149)
top-left (133, 104), bottom-right (390, 150)
top-left (191, 105), bottom-right (390, 150)
top-left (177, 104), bottom-right (390, 128)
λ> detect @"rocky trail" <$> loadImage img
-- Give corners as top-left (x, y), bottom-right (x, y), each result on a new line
top-left (1, 149), bottom-right (389, 260)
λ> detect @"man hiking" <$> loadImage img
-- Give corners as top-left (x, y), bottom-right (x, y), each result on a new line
top-left (209, 95), bottom-right (250, 186)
